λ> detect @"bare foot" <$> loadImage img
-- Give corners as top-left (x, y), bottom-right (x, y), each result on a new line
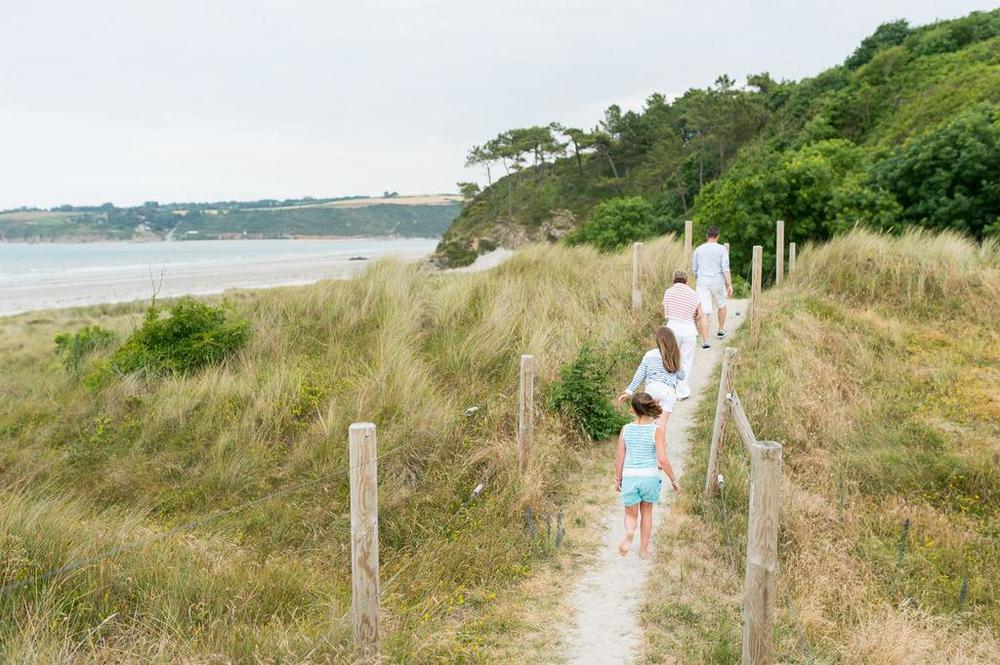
top-left (639, 549), bottom-right (655, 560)
top-left (618, 531), bottom-right (634, 556)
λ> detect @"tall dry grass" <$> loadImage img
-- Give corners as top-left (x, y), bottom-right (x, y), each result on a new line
top-left (643, 228), bottom-right (999, 663)
top-left (0, 237), bottom-right (686, 662)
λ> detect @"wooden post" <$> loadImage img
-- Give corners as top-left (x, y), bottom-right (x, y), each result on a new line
top-left (519, 354), bottom-right (534, 473)
top-left (684, 220), bottom-right (693, 267)
top-left (705, 347), bottom-right (737, 496)
top-left (742, 441), bottom-right (782, 665)
top-left (750, 245), bottom-right (762, 337)
top-left (788, 242), bottom-right (796, 275)
top-left (631, 242), bottom-right (642, 315)
top-left (775, 220), bottom-right (784, 286)
top-left (724, 242), bottom-right (730, 253)
top-left (349, 422), bottom-right (380, 659)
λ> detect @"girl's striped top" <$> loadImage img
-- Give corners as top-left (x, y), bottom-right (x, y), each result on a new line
top-left (622, 422), bottom-right (659, 470)
top-left (624, 348), bottom-right (686, 395)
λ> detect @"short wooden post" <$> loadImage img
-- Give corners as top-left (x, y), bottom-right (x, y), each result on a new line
top-left (742, 441), bottom-right (782, 665)
top-left (750, 245), bottom-right (762, 337)
top-left (349, 422), bottom-right (380, 659)
top-left (788, 242), bottom-right (796, 274)
top-left (519, 354), bottom-right (534, 473)
top-left (775, 220), bottom-right (784, 286)
top-left (631, 242), bottom-right (642, 315)
top-left (684, 220), bottom-right (693, 267)
top-left (705, 347), bottom-right (737, 496)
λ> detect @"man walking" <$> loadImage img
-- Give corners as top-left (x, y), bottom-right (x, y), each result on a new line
top-left (662, 270), bottom-right (705, 400)
top-left (692, 226), bottom-right (733, 344)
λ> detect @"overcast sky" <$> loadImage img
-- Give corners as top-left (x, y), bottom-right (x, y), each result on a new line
top-left (1, 0), bottom-right (992, 209)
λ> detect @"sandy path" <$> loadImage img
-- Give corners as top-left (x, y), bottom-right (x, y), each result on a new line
top-left (563, 300), bottom-right (748, 664)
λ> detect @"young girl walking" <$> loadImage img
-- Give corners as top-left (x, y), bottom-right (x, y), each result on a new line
top-left (617, 326), bottom-right (685, 427)
top-left (615, 392), bottom-right (681, 558)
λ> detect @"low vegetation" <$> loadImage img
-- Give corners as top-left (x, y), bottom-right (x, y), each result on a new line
top-left (641, 229), bottom-right (1000, 663)
top-left (0, 236), bottom-right (685, 662)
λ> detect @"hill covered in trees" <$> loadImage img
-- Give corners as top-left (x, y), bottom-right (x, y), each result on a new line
top-left (0, 195), bottom-right (460, 242)
top-left (434, 9), bottom-right (1000, 268)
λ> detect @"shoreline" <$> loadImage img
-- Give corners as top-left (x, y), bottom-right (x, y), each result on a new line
top-left (0, 238), bottom-right (440, 317)
top-left (0, 234), bottom-right (442, 245)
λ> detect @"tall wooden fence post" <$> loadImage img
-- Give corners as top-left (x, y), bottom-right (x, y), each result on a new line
top-left (631, 242), bottom-right (642, 315)
top-left (684, 219), bottom-right (693, 267)
top-left (742, 441), bottom-right (782, 665)
top-left (788, 242), bottom-right (796, 275)
top-left (349, 422), bottom-right (380, 659)
top-left (775, 220), bottom-right (784, 286)
top-left (750, 245), bottom-right (763, 337)
top-left (519, 354), bottom-right (534, 473)
top-left (705, 347), bottom-right (737, 496)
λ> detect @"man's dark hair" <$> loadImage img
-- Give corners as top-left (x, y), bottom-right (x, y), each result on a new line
top-left (706, 226), bottom-right (720, 239)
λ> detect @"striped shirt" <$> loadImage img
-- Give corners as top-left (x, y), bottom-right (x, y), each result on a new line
top-left (624, 348), bottom-right (686, 395)
top-left (622, 422), bottom-right (659, 470)
top-left (663, 283), bottom-right (700, 322)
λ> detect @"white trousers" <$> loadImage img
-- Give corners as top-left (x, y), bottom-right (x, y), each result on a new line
top-left (667, 319), bottom-right (697, 400)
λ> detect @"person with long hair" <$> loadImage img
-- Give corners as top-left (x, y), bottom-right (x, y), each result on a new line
top-left (614, 391), bottom-right (681, 558)
top-left (616, 326), bottom-right (685, 427)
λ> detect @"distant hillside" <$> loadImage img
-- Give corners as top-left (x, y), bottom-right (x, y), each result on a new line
top-left (434, 9), bottom-right (1000, 267)
top-left (0, 194), bottom-right (461, 242)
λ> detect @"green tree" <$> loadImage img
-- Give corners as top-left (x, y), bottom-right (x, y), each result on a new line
top-left (572, 196), bottom-right (659, 251)
top-left (873, 104), bottom-right (1000, 238)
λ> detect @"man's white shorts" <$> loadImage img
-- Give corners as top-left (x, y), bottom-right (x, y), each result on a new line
top-left (697, 280), bottom-right (727, 315)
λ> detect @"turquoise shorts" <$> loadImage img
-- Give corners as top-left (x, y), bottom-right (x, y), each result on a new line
top-left (621, 475), bottom-right (661, 506)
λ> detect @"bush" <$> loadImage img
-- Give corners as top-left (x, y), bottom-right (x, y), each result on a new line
top-left (54, 325), bottom-right (117, 371)
top-left (546, 344), bottom-right (629, 440)
top-left (106, 298), bottom-right (251, 376)
top-left (570, 196), bottom-right (660, 252)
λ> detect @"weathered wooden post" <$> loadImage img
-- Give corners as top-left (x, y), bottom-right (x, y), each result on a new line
top-left (724, 242), bottom-right (730, 253)
top-left (750, 245), bottom-right (763, 337)
top-left (788, 242), bottom-right (796, 275)
top-left (705, 347), bottom-right (737, 496)
top-left (349, 422), bottom-right (380, 658)
top-left (684, 220), bottom-right (693, 267)
top-left (519, 354), bottom-right (534, 473)
top-left (775, 220), bottom-right (784, 286)
top-left (742, 440), bottom-right (782, 665)
top-left (631, 242), bottom-right (642, 315)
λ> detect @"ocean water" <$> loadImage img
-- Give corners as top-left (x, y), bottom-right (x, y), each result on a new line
top-left (0, 238), bottom-right (438, 316)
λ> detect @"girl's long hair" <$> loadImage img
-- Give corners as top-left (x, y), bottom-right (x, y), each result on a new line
top-left (656, 326), bottom-right (681, 373)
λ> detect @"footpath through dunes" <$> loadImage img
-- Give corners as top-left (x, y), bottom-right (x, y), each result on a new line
top-left (564, 301), bottom-right (747, 664)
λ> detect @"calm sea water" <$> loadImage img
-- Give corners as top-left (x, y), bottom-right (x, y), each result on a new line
top-left (0, 238), bottom-right (438, 315)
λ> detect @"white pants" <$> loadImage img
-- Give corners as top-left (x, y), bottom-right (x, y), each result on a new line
top-left (645, 381), bottom-right (677, 415)
top-left (667, 319), bottom-right (696, 400)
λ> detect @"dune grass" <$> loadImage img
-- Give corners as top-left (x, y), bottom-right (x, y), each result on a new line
top-left (0, 237), bottom-right (685, 662)
top-left (641, 229), bottom-right (1000, 663)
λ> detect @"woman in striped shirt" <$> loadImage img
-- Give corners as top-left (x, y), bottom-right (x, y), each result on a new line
top-left (614, 392), bottom-right (681, 558)
top-left (662, 270), bottom-right (707, 400)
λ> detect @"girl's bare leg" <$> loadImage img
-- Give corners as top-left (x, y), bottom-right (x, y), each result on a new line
top-left (658, 410), bottom-right (670, 430)
top-left (619, 504), bottom-right (639, 556)
top-left (639, 501), bottom-right (654, 558)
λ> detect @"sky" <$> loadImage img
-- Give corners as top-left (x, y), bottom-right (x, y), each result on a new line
top-left (1, 0), bottom-right (993, 209)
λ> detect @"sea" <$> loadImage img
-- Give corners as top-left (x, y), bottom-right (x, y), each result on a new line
top-left (0, 238), bottom-right (438, 316)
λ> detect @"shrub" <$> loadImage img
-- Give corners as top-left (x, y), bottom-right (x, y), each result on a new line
top-left (546, 344), bottom-right (629, 440)
top-left (571, 196), bottom-right (660, 252)
top-left (54, 325), bottom-right (117, 371)
top-left (106, 298), bottom-right (250, 376)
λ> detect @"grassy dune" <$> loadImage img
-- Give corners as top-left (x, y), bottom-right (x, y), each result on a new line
top-left (642, 230), bottom-right (1000, 663)
top-left (0, 237), bottom-right (685, 662)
